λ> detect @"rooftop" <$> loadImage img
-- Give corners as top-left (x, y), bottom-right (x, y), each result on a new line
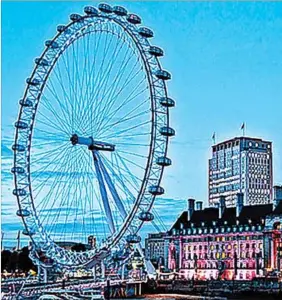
top-left (170, 203), bottom-right (278, 232)
top-left (212, 136), bottom-right (272, 150)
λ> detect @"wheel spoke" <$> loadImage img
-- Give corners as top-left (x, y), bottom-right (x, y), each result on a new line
top-left (92, 151), bottom-right (115, 234)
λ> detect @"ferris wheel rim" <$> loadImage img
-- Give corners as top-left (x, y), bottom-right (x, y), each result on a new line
top-left (13, 5), bottom-right (173, 268)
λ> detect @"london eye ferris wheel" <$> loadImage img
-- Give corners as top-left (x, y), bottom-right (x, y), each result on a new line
top-left (12, 3), bottom-right (175, 269)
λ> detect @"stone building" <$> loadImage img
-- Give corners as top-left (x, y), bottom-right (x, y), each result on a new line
top-left (146, 186), bottom-right (282, 280)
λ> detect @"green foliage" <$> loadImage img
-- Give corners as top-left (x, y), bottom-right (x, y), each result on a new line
top-left (71, 243), bottom-right (86, 252)
top-left (1, 249), bottom-right (12, 271)
top-left (8, 251), bottom-right (19, 272)
top-left (18, 247), bottom-right (34, 272)
top-left (1, 247), bottom-right (36, 273)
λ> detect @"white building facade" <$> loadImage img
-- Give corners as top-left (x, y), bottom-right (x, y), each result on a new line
top-left (209, 137), bottom-right (273, 207)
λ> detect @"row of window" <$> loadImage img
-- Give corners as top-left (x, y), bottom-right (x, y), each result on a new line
top-left (248, 166), bottom-right (270, 174)
top-left (248, 186), bottom-right (270, 192)
top-left (247, 142), bottom-right (270, 149)
top-left (183, 251), bottom-right (262, 260)
top-left (210, 183), bottom-right (241, 194)
top-left (248, 198), bottom-right (271, 205)
top-left (182, 260), bottom-right (262, 270)
top-left (183, 242), bottom-right (262, 252)
top-left (179, 234), bottom-right (263, 243)
top-left (248, 152), bottom-right (270, 158)
top-left (213, 142), bottom-right (240, 151)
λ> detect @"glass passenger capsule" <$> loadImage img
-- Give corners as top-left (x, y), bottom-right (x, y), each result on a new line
top-left (45, 40), bottom-right (59, 49)
top-left (148, 185), bottom-right (164, 195)
top-left (57, 25), bottom-right (71, 34)
top-left (112, 6), bottom-right (127, 16)
top-left (84, 6), bottom-right (99, 16)
top-left (160, 97), bottom-right (175, 108)
top-left (98, 3), bottom-right (113, 13)
top-left (70, 14), bottom-right (83, 22)
top-left (138, 27), bottom-right (153, 38)
top-left (12, 144), bottom-right (25, 152)
top-left (126, 234), bottom-right (141, 244)
top-left (155, 70), bottom-right (171, 80)
top-left (15, 121), bottom-right (28, 130)
top-left (138, 211), bottom-right (154, 222)
top-left (13, 189), bottom-right (27, 197)
top-left (127, 14), bottom-right (141, 25)
top-left (156, 156), bottom-right (172, 166)
top-left (11, 167), bottom-right (25, 174)
top-left (57, 25), bottom-right (66, 32)
top-left (35, 58), bottom-right (49, 67)
top-left (148, 46), bottom-right (164, 57)
top-left (19, 98), bottom-right (33, 107)
top-left (16, 209), bottom-right (31, 217)
top-left (22, 228), bottom-right (35, 236)
top-left (26, 78), bottom-right (41, 86)
top-left (160, 126), bottom-right (175, 137)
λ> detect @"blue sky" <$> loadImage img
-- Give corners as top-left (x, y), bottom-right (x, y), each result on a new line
top-left (2, 1), bottom-right (282, 247)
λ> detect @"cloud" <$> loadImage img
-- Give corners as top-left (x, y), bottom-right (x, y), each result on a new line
top-left (38, 207), bottom-right (84, 217)
top-left (1, 144), bottom-right (12, 157)
top-left (2, 221), bottom-right (24, 232)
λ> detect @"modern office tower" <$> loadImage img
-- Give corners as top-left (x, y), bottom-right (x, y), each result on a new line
top-left (208, 137), bottom-right (273, 207)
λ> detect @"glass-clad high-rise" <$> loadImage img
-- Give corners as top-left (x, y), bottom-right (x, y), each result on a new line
top-left (209, 137), bottom-right (273, 207)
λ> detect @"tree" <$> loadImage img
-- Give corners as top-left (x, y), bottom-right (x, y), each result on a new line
top-left (1, 250), bottom-right (12, 272)
top-left (18, 247), bottom-right (34, 273)
top-left (71, 243), bottom-right (86, 252)
top-left (8, 250), bottom-right (19, 272)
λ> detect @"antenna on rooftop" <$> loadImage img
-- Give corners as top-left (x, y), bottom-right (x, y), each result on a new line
top-left (240, 122), bottom-right (246, 137)
top-left (212, 132), bottom-right (216, 145)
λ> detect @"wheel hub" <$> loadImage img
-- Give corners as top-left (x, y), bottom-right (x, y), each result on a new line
top-left (70, 134), bottom-right (115, 152)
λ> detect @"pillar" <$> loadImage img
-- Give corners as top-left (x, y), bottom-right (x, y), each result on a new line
top-left (92, 266), bottom-right (96, 281)
top-left (121, 264), bottom-right (125, 280)
top-left (101, 261), bottom-right (105, 280)
top-left (179, 238), bottom-right (182, 270)
top-left (43, 267), bottom-right (47, 283)
top-left (37, 265), bottom-right (41, 282)
top-left (271, 236), bottom-right (275, 269)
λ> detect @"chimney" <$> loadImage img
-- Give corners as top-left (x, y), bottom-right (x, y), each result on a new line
top-left (187, 198), bottom-right (195, 221)
top-left (236, 193), bottom-right (244, 218)
top-left (273, 185), bottom-right (282, 210)
top-left (219, 196), bottom-right (225, 219)
top-left (195, 201), bottom-right (203, 211)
